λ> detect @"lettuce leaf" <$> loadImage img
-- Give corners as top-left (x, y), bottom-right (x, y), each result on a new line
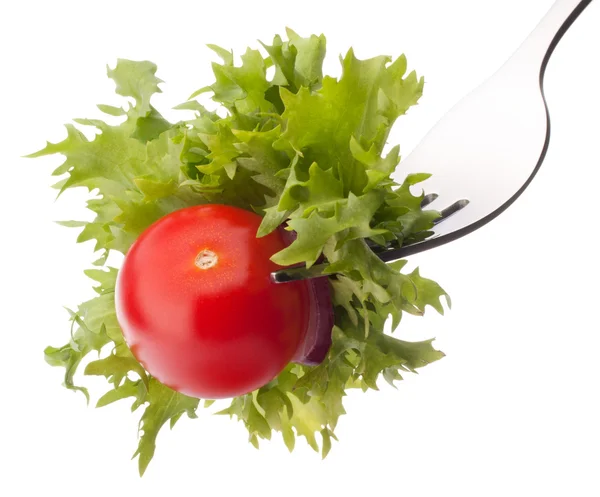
top-left (30, 30), bottom-right (449, 476)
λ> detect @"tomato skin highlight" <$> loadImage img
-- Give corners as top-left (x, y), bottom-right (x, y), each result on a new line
top-left (115, 204), bottom-right (311, 399)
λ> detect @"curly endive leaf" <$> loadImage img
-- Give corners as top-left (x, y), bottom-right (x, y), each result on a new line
top-left (34, 30), bottom-right (449, 475)
top-left (134, 379), bottom-right (199, 476)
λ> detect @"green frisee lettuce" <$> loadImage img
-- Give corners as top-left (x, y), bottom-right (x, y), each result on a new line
top-left (30, 28), bottom-right (449, 476)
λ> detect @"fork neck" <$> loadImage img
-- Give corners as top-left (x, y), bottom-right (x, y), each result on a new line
top-left (507, 0), bottom-right (593, 78)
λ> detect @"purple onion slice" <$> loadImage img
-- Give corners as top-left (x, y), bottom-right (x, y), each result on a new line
top-left (278, 227), bottom-right (334, 366)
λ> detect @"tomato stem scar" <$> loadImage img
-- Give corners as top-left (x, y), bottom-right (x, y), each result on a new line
top-left (195, 249), bottom-right (218, 269)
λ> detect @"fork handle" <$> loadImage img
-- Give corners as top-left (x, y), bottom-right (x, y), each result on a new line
top-left (509, 0), bottom-right (593, 74)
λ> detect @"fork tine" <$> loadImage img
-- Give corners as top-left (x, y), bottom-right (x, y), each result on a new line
top-left (373, 199), bottom-right (470, 261)
top-left (433, 199), bottom-right (470, 225)
top-left (364, 197), bottom-right (469, 253)
top-left (421, 193), bottom-right (439, 208)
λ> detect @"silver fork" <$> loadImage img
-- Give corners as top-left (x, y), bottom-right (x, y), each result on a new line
top-left (272, 0), bottom-right (593, 283)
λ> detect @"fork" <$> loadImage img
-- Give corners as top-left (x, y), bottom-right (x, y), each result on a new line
top-left (272, 0), bottom-right (594, 283)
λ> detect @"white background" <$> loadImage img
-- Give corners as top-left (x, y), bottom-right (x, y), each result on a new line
top-left (1, 0), bottom-right (599, 495)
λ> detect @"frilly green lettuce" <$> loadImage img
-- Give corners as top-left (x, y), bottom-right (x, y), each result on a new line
top-left (30, 28), bottom-right (449, 476)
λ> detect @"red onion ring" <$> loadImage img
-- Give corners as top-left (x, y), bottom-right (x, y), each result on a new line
top-left (292, 273), bottom-right (334, 366)
top-left (278, 227), bottom-right (334, 366)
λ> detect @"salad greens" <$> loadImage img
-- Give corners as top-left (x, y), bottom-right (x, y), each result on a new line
top-left (30, 29), bottom-right (450, 476)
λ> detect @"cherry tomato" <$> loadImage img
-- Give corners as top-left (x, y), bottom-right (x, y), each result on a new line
top-left (115, 204), bottom-right (311, 399)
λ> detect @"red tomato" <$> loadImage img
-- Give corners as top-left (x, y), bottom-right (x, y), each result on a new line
top-left (115, 204), bottom-right (311, 399)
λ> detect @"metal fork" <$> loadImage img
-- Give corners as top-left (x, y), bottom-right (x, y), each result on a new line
top-left (272, 0), bottom-right (593, 284)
